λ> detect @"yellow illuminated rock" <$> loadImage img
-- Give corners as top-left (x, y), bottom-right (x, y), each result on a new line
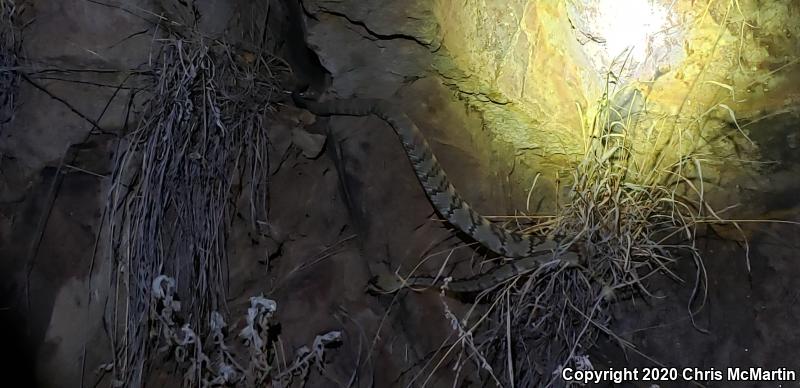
top-left (433, 0), bottom-right (800, 181)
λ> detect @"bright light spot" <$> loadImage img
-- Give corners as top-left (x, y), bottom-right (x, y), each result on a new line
top-left (595, 0), bottom-right (669, 63)
top-left (568, 0), bottom-right (684, 84)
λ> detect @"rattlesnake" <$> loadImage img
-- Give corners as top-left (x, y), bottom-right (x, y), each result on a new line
top-left (293, 92), bottom-right (577, 293)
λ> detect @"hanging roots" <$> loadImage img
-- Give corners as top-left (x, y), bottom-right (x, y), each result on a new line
top-left (106, 22), bottom-right (286, 387)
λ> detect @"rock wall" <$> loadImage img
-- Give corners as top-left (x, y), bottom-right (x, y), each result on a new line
top-left (0, 0), bottom-right (154, 385)
top-left (2, 0), bottom-right (800, 386)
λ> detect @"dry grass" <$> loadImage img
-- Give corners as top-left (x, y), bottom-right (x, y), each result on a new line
top-left (422, 150), bottom-right (712, 386)
top-left (476, 146), bottom-right (710, 386)
top-left (371, 17), bottom-right (786, 381)
top-left (416, 58), bottom-right (757, 386)
top-left (104, 7), bottom-right (288, 386)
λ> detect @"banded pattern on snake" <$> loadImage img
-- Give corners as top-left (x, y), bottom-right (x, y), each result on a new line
top-left (293, 93), bottom-right (575, 292)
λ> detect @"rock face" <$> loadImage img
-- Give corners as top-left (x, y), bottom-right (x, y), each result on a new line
top-left (221, 0), bottom-right (800, 385)
top-left (432, 0), bottom-right (800, 161)
top-left (435, 0), bottom-right (591, 147)
top-left (3, 0), bottom-right (800, 387)
top-left (300, 0), bottom-right (572, 205)
top-left (0, 1), bottom-right (154, 386)
top-left (303, 0), bottom-right (439, 46)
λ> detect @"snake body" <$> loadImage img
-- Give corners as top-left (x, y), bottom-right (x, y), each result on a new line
top-left (294, 94), bottom-right (573, 292)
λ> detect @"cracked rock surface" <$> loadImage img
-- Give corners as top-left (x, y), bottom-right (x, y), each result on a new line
top-left (2, 0), bottom-right (800, 386)
top-left (298, 0), bottom-right (800, 385)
